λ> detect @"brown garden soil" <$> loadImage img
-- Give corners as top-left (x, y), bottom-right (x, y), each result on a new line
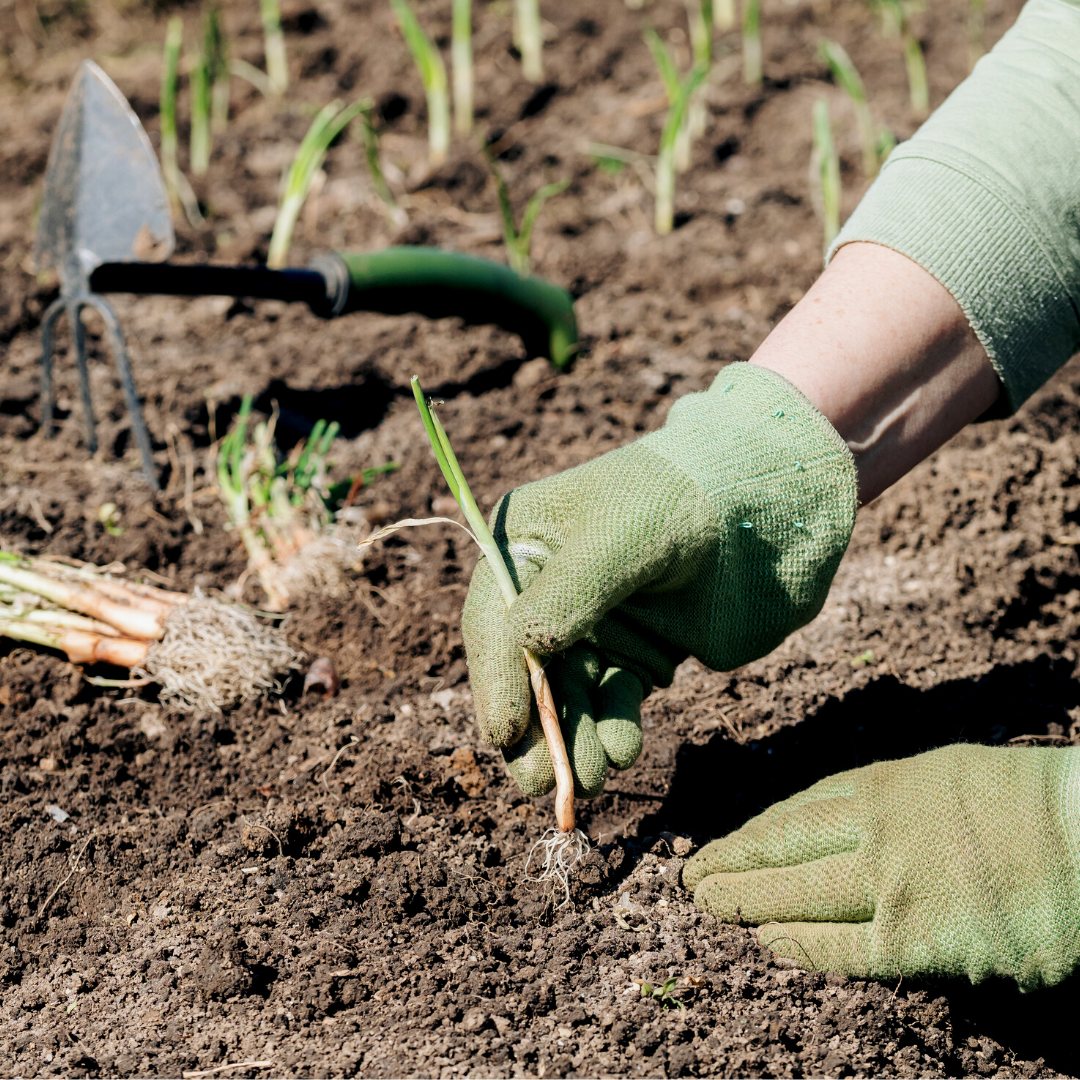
top-left (5, 0), bottom-right (1080, 1075)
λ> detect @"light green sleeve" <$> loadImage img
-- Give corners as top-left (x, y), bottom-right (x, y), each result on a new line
top-left (828, 0), bottom-right (1080, 413)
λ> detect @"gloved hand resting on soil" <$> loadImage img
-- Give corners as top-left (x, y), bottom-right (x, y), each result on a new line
top-left (683, 744), bottom-right (1080, 990)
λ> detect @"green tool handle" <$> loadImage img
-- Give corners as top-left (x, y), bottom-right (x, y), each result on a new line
top-left (325, 248), bottom-right (578, 369)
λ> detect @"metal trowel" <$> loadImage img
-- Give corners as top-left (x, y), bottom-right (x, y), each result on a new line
top-left (34, 60), bottom-right (577, 488)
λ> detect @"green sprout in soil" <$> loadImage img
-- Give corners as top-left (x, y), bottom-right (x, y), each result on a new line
top-left (644, 27), bottom-right (704, 175)
top-left (742, 0), bottom-right (762, 85)
top-left (267, 99), bottom-right (368, 269)
top-left (811, 98), bottom-right (841, 253)
top-left (218, 395), bottom-right (398, 611)
top-left (207, 8), bottom-right (231, 133)
top-left (260, 0), bottom-right (289, 95)
top-left (968, 0), bottom-right (985, 68)
top-left (715, 0), bottom-right (736, 32)
top-left (484, 147), bottom-right (569, 277)
top-left (160, 16), bottom-right (203, 227)
top-left (875, 0), bottom-right (928, 116)
top-left (391, 0), bottom-right (450, 167)
top-left (654, 58), bottom-right (708, 234)
top-left (819, 40), bottom-right (894, 179)
top-left (189, 9), bottom-right (228, 177)
top-left (359, 378), bottom-right (590, 905)
top-left (687, 0), bottom-right (713, 65)
top-left (453, 0), bottom-right (473, 135)
top-left (638, 977), bottom-right (687, 1009)
top-left (358, 107), bottom-right (408, 227)
top-left (0, 552), bottom-right (300, 715)
top-left (514, 0), bottom-right (544, 82)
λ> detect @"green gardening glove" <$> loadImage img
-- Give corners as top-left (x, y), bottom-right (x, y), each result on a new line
top-left (683, 744), bottom-right (1080, 990)
top-left (461, 363), bottom-right (857, 797)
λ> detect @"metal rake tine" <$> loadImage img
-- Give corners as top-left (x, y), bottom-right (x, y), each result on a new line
top-left (86, 295), bottom-right (159, 490)
top-left (68, 300), bottom-right (99, 455)
top-left (38, 296), bottom-right (65, 439)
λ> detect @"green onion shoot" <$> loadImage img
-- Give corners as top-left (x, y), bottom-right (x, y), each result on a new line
top-left (260, 0), bottom-right (289, 95)
top-left (391, 0), bottom-right (450, 167)
top-left (514, 0), bottom-right (544, 83)
top-left (359, 379), bottom-right (589, 903)
top-left (267, 99), bottom-right (366, 269)
top-left (878, 0), bottom-right (927, 116)
top-left (655, 62), bottom-right (708, 233)
top-left (453, 0), bottom-right (473, 135)
top-left (206, 8), bottom-right (231, 134)
top-left (189, 39), bottom-right (211, 176)
top-left (485, 148), bottom-right (569, 277)
top-left (742, 0), bottom-right (762, 85)
top-left (715, 0), bottom-right (737, 32)
top-left (359, 106), bottom-right (408, 227)
top-left (968, 0), bottom-right (985, 69)
top-left (811, 98), bottom-right (841, 253)
top-left (819, 39), bottom-right (887, 179)
top-left (160, 17), bottom-right (203, 227)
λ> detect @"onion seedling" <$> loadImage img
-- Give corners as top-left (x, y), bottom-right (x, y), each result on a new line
top-left (742, 0), bottom-right (762, 85)
top-left (260, 0), bottom-right (289, 95)
top-left (160, 17), bottom-right (204, 227)
top-left (484, 148), bottom-right (569, 277)
top-left (360, 379), bottom-right (589, 904)
top-left (453, 0), bottom-right (473, 135)
top-left (644, 28), bottom-right (690, 174)
top-left (655, 62), bottom-right (708, 233)
top-left (218, 395), bottom-right (398, 611)
top-left (968, 0), bottom-right (985, 68)
top-left (818, 39), bottom-right (889, 179)
top-left (267, 99), bottom-right (367, 269)
top-left (810, 99), bottom-right (841, 252)
top-left (230, 57), bottom-right (274, 98)
top-left (189, 42), bottom-right (212, 176)
top-left (877, 0), bottom-right (927, 116)
top-left (206, 8), bottom-right (231, 134)
top-left (514, 0), bottom-right (543, 82)
top-left (359, 108), bottom-right (408, 227)
top-left (687, 0), bottom-right (713, 65)
top-left (0, 552), bottom-right (300, 714)
top-left (715, 0), bottom-right (737, 32)
top-left (391, 0), bottom-right (450, 167)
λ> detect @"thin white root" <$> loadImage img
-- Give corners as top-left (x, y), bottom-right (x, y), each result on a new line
top-left (273, 535), bottom-right (357, 601)
top-left (135, 597), bottom-right (303, 715)
top-left (525, 827), bottom-right (591, 908)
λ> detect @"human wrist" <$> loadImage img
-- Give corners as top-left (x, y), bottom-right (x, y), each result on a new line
top-left (750, 242), bottom-right (1000, 504)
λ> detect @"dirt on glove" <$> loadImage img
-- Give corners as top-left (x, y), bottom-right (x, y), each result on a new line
top-left (3, 0), bottom-right (1079, 1075)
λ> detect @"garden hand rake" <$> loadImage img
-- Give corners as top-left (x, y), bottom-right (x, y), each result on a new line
top-left (35, 62), bottom-right (578, 491)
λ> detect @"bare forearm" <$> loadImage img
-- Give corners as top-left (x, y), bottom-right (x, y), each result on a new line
top-left (750, 242), bottom-right (1001, 505)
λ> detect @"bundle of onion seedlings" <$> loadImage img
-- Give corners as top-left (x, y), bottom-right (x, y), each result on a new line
top-left (360, 378), bottom-right (589, 905)
top-left (218, 395), bottom-right (397, 612)
top-left (0, 552), bottom-right (300, 715)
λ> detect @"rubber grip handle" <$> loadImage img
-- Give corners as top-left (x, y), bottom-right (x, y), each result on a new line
top-left (333, 247), bottom-right (579, 369)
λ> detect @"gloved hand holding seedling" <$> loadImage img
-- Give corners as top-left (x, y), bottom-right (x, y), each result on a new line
top-left (361, 377), bottom-right (590, 901)
top-left (461, 364), bottom-right (858, 803)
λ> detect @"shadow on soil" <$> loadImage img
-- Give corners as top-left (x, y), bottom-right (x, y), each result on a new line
top-left (644, 654), bottom-right (1080, 1076)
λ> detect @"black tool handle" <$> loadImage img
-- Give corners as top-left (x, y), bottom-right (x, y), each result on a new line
top-left (89, 262), bottom-right (342, 318)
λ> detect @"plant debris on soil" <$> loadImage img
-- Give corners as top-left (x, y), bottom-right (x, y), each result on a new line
top-left (4, 0), bottom-right (1080, 1076)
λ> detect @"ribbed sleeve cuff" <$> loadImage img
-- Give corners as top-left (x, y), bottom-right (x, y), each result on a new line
top-left (828, 153), bottom-right (1080, 414)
